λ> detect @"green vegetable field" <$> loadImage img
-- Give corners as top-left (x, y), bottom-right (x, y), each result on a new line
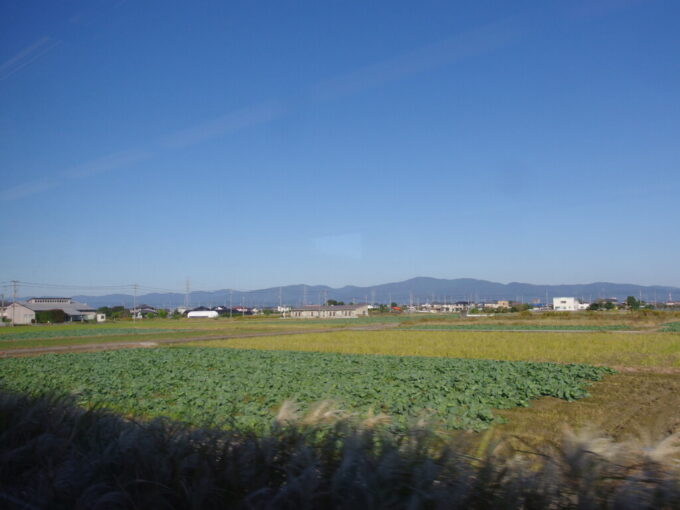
top-left (661, 321), bottom-right (680, 332)
top-left (0, 327), bottom-right (178, 341)
top-left (0, 348), bottom-right (612, 431)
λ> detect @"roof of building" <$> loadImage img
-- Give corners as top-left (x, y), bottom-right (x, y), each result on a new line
top-left (290, 304), bottom-right (368, 312)
top-left (12, 301), bottom-right (96, 315)
top-left (27, 297), bottom-right (72, 304)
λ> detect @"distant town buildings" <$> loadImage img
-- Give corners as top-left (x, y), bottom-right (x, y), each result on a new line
top-left (5, 290), bottom-right (676, 326)
top-left (289, 304), bottom-right (369, 319)
top-left (483, 300), bottom-right (511, 310)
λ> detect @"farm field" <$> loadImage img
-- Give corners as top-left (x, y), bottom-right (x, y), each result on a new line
top-left (0, 347), bottom-right (611, 432)
top-left (1, 310), bottom-right (675, 351)
top-left (662, 321), bottom-right (680, 331)
top-left (0, 317), bottom-right (396, 351)
top-left (400, 323), bottom-right (630, 331)
top-left (186, 329), bottom-right (680, 368)
top-left (495, 371), bottom-right (680, 441)
top-left (184, 327), bottom-right (680, 440)
top-left (0, 327), bottom-right (281, 351)
top-left (2, 313), bottom-right (679, 442)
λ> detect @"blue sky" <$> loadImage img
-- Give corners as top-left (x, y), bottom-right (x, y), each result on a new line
top-left (1, 0), bottom-right (679, 295)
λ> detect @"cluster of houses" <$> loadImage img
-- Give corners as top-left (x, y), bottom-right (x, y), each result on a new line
top-left (0, 299), bottom-right (372, 324)
top-left (2, 294), bottom-right (678, 326)
top-left (401, 297), bottom-right (608, 313)
top-left (176, 304), bottom-right (370, 319)
top-left (401, 299), bottom-right (542, 313)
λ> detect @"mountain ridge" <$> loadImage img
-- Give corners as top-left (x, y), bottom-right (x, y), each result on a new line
top-left (68, 277), bottom-right (680, 308)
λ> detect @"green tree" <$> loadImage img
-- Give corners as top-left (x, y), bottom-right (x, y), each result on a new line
top-left (109, 306), bottom-right (128, 319)
top-left (510, 304), bottom-right (530, 312)
top-left (97, 306), bottom-right (112, 317)
top-left (35, 309), bottom-right (67, 323)
top-left (626, 296), bottom-right (641, 310)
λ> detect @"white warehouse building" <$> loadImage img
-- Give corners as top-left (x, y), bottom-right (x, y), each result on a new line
top-left (187, 310), bottom-right (219, 319)
top-left (552, 297), bottom-right (589, 311)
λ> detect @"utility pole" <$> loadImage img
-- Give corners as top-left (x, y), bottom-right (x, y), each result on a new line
top-left (133, 283), bottom-right (138, 324)
top-left (185, 279), bottom-right (190, 309)
top-left (10, 280), bottom-right (18, 327)
top-left (230, 290), bottom-right (233, 318)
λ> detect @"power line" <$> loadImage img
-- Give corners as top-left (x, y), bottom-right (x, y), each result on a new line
top-left (16, 281), bottom-right (132, 290)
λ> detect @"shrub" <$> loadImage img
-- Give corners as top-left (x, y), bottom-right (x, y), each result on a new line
top-left (34, 309), bottom-right (67, 323)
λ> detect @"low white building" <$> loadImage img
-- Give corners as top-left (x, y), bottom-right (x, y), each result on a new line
top-left (434, 302), bottom-right (471, 313)
top-left (552, 297), bottom-right (589, 311)
top-left (289, 304), bottom-right (369, 319)
top-left (187, 310), bottom-right (219, 319)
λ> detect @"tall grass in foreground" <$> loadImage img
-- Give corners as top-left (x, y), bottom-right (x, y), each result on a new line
top-left (1, 392), bottom-right (679, 509)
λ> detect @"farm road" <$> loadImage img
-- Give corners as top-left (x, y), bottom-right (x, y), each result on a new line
top-left (0, 323), bottom-right (398, 358)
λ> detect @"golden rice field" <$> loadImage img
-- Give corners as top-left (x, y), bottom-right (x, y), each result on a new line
top-left (186, 330), bottom-right (680, 368)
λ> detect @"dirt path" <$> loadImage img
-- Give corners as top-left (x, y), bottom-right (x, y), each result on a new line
top-left (0, 324), bottom-right (398, 358)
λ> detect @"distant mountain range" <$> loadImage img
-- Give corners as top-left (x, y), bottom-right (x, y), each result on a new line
top-left (71, 277), bottom-right (680, 309)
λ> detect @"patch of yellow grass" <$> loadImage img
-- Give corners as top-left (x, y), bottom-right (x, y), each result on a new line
top-left (186, 330), bottom-right (680, 368)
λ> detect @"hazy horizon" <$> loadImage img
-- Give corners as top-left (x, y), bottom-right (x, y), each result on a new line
top-left (4, 275), bottom-right (680, 302)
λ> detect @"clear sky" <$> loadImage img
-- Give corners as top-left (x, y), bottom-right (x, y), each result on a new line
top-left (1, 0), bottom-right (679, 295)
